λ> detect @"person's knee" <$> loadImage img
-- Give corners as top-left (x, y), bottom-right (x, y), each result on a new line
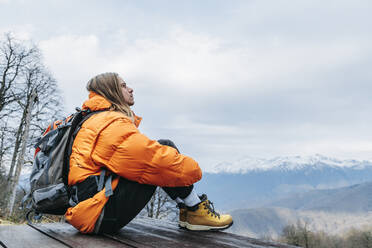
top-left (157, 139), bottom-right (180, 152)
top-left (158, 139), bottom-right (174, 146)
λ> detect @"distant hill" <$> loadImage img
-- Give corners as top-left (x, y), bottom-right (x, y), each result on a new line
top-left (228, 181), bottom-right (372, 238)
top-left (228, 207), bottom-right (293, 238)
top-left (228, 207), bottom-right (372, 238)
top-left (196, 154), bottom-right (372, 210)
top-left (269, 181), bottom-right (372, 212)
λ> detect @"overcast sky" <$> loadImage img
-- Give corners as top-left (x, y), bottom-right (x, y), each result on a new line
top-left (1, 0), bottom-right (372, 171)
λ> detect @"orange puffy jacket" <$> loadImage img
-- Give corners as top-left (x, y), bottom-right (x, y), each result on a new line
top-left (65, 92), bottom-right (202, 233)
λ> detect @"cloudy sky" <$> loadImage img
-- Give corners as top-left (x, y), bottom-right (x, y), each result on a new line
top-left (1, 0), bottom-right (371, 171)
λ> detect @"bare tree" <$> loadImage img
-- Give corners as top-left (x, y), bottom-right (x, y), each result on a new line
top-left (6, 89), bottom-right (37, 216)
top-left (6, 62), bottom-right (63, 216)
top-left (145, 188), bottom-right (176, 220)
top-left (0, 120), bottom-right (14, 170)
top-left (0, 33), bottom-right (38, 177)
top-left (0, 33), bottom-right (37, 113)
top-left (0, 33), bottom-right (64, 217)
top-left (6, 53), bottom-right (62, 180)
top-left (6, 110), bottom-right (26, 181)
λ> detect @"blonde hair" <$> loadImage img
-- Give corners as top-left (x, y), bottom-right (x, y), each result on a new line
top-left (86, 72), bottom-right (134, 120)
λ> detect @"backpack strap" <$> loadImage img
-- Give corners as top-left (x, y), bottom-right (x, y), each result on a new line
top-left (97, 169), bottom-right (113, 197)
top-left (104, 174), bottom-right (113, 197)
top-left (65, 109), bottom-right (113, 204)
top-left (97, 169), bottom-right (106, 192)
top-left (62, 109), bottom-right (107, 186)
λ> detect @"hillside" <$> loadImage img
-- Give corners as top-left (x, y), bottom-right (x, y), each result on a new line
top-left (269, 181), bottom-right (372, 212)
top-left (228, 181), bottom-right (372, 238)
top-left (229, 207), bottom-right (372, 238)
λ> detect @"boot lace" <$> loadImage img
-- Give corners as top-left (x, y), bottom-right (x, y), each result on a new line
top-left (203, 200), bottom-right (220, 219)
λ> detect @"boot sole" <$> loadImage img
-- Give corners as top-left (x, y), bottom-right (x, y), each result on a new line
top-left (179, 221), bottom-right (187, 228)
top-left (185, 221), bottom-right (233, 231)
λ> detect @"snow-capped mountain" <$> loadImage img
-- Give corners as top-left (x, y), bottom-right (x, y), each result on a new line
top-left (210, 154), bottom-right (372, 173)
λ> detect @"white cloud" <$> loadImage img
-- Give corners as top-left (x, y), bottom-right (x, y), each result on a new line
top-left (41, 27), bottom-right (367, 104)
top-left (39, 34), bottom-right (108, 112)
top-left (39, 30), bottom-right (250, 111)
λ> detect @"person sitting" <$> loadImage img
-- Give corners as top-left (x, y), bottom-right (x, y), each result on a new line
top-left (65, 72), bottom-right (233, 234)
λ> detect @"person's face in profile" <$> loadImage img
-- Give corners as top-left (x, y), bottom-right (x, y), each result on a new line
top-left (119, 77), bottom-right (134, 106)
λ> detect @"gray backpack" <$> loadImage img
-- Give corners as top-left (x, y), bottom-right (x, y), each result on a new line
top-left (23, 108), bottom-right (105, 216)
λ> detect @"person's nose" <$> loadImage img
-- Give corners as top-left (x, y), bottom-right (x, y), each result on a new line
top-left (128, 87), bottom-right (133, 93)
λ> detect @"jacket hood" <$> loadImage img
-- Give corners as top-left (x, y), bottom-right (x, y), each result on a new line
top-left (82, 91), bottom-right (142, 127)
top-left (82, 92), bottom-right (112, 111)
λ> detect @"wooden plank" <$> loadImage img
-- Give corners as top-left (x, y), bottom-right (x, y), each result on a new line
top-left (113, 225), bottom-right (178, 248)
top-left (0, 224), bottom-right (66, 248)
top-left (0, 219), bottom-right (298, 248)
top-left (130, 217), bottom-right (298, 248)
top-left (103, 233), bottom-right (154, 248)
top-left (125, 220), bottom-right (256, 248)
top-left (31, 223), bottom-right (127, 248)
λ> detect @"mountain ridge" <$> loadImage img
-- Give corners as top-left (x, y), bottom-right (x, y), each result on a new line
top-left (209, 154), bottom-right (372, 174)
top-left (268, 180), bottom-right (372, 212)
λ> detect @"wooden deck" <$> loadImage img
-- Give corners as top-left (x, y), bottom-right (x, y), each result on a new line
top-left (0, 217), bottom-right (298, 248)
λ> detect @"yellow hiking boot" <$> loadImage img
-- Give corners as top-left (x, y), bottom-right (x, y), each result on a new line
top-left (177, 203), bottom-right (187, 228)
top-left (185, 195), bottom-right (233, 231)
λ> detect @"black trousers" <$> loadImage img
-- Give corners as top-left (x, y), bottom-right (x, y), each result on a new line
top-left (98, 139), bottom-right (194, 234)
